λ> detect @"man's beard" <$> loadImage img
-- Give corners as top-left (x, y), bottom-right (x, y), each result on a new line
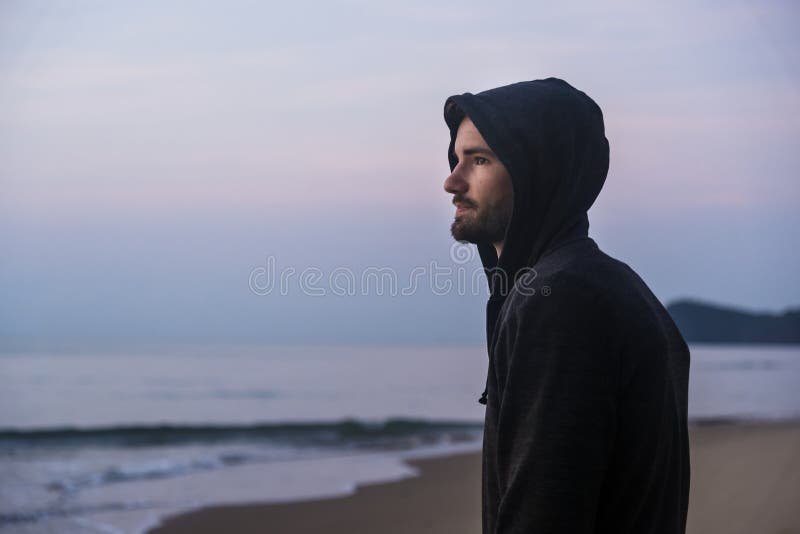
top-left (450, 199), bottom-right (512, 245)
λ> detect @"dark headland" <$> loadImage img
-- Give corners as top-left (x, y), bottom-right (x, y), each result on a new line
top-left (666, 299), bottom-right (800, 344)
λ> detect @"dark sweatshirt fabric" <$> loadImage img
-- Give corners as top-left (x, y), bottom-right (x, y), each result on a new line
top-left (443, 78), bottom-right (691, 534)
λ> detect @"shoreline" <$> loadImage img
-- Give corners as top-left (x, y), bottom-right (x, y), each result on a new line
top-left (148, 421), bottom-right (800, 534)
top-left (148, 451), bottom-right (483, 534)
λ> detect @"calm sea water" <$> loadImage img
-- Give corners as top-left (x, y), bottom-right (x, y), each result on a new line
top-left (0, 343), bottom-right (798, 533)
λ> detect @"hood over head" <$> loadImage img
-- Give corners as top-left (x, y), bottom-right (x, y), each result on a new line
top-left (443, 77), bottom-right (609, 300)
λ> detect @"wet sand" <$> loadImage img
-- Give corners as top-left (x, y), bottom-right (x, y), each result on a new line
top-left (149, 422), bottom-right (800, 534)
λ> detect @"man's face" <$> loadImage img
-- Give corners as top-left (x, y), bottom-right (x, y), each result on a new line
top-left (444, 117), bottom-right (514, 246)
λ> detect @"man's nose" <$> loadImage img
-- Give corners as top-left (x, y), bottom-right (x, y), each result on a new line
top-left (443, 169), bottom-right (467, 195)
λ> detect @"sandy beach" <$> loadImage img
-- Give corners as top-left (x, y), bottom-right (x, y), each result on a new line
top-left (149, 422), bottom-right (800, 534)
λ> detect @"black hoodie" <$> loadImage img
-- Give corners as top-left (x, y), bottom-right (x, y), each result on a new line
top-left (443, 78), bottom-right (690, 533)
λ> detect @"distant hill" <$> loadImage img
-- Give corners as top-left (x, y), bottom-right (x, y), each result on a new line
top-left (666, 299), bottom-right (800, 344)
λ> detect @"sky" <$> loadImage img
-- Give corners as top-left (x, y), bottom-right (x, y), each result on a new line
top-left (1, 0), bottom-right (798, 347)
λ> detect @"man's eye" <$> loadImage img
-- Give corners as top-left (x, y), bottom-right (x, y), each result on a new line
top-left (475, 157), bottom-right (489, 165)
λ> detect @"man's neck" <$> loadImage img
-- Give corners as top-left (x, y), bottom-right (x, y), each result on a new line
top-left (494, 241), bottom-right (503, 259)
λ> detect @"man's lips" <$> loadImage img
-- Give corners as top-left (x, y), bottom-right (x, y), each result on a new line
top-left (453, 200), bottom-right (476, 215)
top-left (455, 204), bottom-right (474, 215)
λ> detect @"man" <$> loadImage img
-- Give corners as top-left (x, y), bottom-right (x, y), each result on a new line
top-left (442, 77), bottom-right (690, 533)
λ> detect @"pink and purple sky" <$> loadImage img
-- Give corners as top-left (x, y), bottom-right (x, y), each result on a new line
top-left (1, 1), bottom-right (798, 346)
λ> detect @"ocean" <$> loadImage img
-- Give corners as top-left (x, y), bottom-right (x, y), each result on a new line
top-left (1, 343), bottom-right (798, 533)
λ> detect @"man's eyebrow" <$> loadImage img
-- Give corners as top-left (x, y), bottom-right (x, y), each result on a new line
top-left (457, 147), bottom-right (495, 157)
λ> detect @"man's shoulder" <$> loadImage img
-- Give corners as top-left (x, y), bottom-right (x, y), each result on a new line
top-left (512, 245), bottom-right (636, 307)
top-left (506, 244), bottom-right (668, 339)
